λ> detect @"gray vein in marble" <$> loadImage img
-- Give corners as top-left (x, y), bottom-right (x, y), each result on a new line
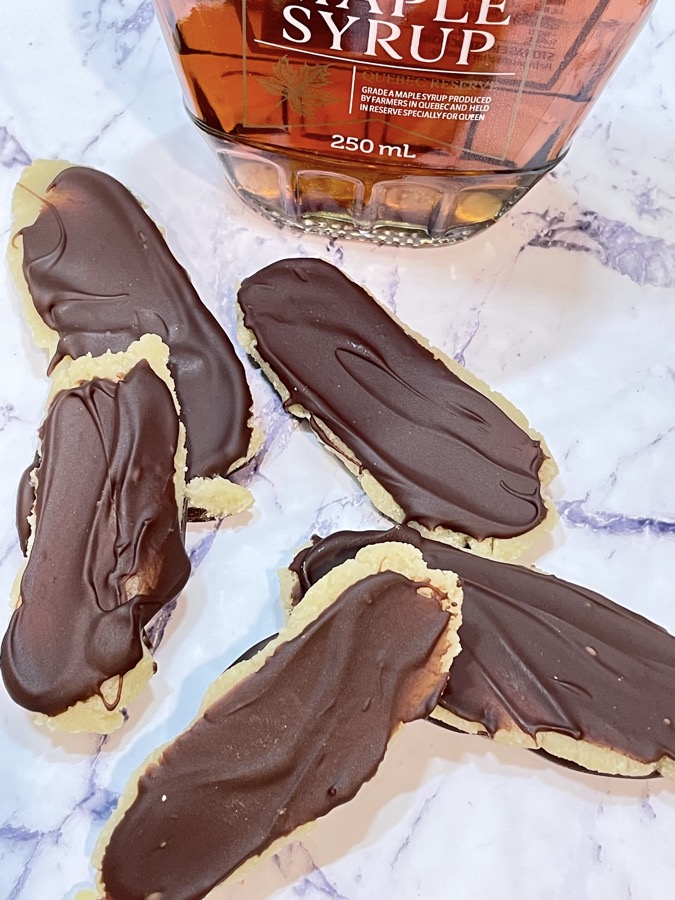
top-left (653, 23), bottom-right (675, 51)
top-left (527, 209), bottom-right (675, 288)
top-left (325, 241), bottom-right (345, 269)
top-left (558, 498), bottom-right (675, 536)
top-left (81, 107), bottom-right (129, 155)
top-left (0, 127), bottom-right (31, 169)
top-left (391, 787), bottom-right (440, 871)
top-left (0, 539), bottom-right (18, 569)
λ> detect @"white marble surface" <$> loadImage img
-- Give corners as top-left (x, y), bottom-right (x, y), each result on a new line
top-left (1, 3), bottom-right (674, 899)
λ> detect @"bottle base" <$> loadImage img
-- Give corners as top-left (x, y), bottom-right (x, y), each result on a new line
top-left (233, 197), bottom-right (496, 247)
top-left (198, 122), bottom-right (561, 247)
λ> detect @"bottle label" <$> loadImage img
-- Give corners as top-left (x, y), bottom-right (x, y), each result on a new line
top-left (238, 0), bottom-right (617, 168)
top-left (169, 0), bottom-right (632, 171)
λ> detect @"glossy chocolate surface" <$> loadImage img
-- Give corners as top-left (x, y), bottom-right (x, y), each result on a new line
top-left (19, 165), bottom-right (253, 481)
top-left (1, 363), bottom-right (191, 716)
top-left (290, 527), bottom-right (675, 766)
top-left (101, 571), bottom-right (451, 900)
top-left (238, 258), bottom-right (546, 541)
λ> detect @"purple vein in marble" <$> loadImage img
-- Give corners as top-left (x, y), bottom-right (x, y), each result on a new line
top-left (0, 403), bottom-right (19, 432)
top-left (558, 498), bottom-right (675, 536)
top-left (378, 266), bottom-right (401, 316)
top-left (527, 209), bottom-right (675, 288)
top-left (243, 391), bottom-right (298, 481)
top-left (309, 495), bottom-right (385, 541)
top-left (144, 595), bottom-right (180, 653)
top-left (144, 526), bottom-right (220, 650)
top-left (452, 307), bottom-right (483, 368)
top-left (87, 0), bottom-right (156, 66)
top-left (640, 788), bottom-right (657, 823)
top-left (0, 739), bottom-right (116, 900)
top-left (632, 184), bottom-right (673, 222)
top-left (293, 871), bottom-right (350, 899)
top-left (270, 841), bottom-right (350, 899)
top-left (187, 526), bottom-right (221, 570)
top-left (0, 128), bottom-right (31, 168)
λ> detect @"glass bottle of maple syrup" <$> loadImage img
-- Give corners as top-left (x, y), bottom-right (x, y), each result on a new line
top-left (153, 0), bottom-right (657, 246)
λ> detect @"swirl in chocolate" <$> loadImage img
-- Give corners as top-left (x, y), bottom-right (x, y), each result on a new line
top-left (290, 528), bottom-right (675, 768)
top-left (1, 363), bottom-right (191, 716)
top-left (19, 165), bottom-right (253, 481)
top-left (238, 259), bottom-right (546, 541)
top-left (100, 572), bottom-right (450, 900)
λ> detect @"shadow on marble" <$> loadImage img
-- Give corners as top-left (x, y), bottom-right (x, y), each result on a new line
top-left (202, 719), bottom-right (674, 898)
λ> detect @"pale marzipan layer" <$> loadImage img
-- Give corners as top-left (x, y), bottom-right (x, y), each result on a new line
top-left (185, 476), bottom-right (254, 518)
top-left (429, 706), bottom-right (675, 781)
top-left (235, 302), bottom-right (557, 563)
top-left (92, 542), bottom-right (463, 896)
top-left (9, 158), bottom-right (258, 519)
top-left (14, 335), bottom-right (186, 735)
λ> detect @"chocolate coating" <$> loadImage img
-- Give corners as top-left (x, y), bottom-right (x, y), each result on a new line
top-left (290, 527), bottom-right (675, 768)
top-left (238, 258), bottom-right (546, 541)
top-left (19, 165), bottom-right (253, 481)
top-left (1, 363), bottom-right (191, 716)
top-left (101, 571), bottom-right (450, 900)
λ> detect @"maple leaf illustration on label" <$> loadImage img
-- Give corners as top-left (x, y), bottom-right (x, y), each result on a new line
top-left (258, 56), bottom-right (340, 118)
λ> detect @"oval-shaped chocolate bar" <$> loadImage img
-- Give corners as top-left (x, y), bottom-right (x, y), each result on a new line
top-left (1, 362), bottom-right (191, 717)
top-left (290, 527), bottom-right (675, 773)
top-left (18, 165), bottom-right (253, 482)
top-left (99, 552), bottom-right (457, 899)
top-left (238, 258), bottom-right (547, 543)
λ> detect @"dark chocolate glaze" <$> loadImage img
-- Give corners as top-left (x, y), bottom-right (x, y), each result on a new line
top-left (290, 527), bottom-right (675, 768)
top-left (101, 571), bottom-right (451, 900)
top-left (1, 363), bottom-right (191, 717)
top-left (238, 258), bottom-right (546, 541)
top-left (16, 453), bottom-right (38, 555)
top-left (19, 165), bottom-right (253, 481)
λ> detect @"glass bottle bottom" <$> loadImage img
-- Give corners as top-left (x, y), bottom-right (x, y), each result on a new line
top-left (196, 118), bottom-right (563, 247)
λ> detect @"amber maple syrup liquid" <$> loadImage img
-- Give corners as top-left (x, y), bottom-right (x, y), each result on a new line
top-left (155, 0), bottom-right (655, 245)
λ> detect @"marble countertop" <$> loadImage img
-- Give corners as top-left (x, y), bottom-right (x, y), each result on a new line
top-left (1, 3), bottom-right (674, 899)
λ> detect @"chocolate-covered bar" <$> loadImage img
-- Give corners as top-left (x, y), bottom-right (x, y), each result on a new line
top-left (237, 258), bottom-right (556, 560)
top-left (10, 161), bottom-right (258, 518)
top-left (288, 527), bottom-right (675, 779)
top-left (2, 337), bottom-right (191, 733)
top-left (95, 543), bottom-right (462, 898)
